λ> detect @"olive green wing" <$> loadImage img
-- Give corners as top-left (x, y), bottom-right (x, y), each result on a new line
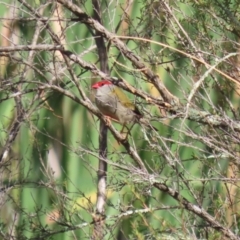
top-left (112, 87), bottom-right (142, 117)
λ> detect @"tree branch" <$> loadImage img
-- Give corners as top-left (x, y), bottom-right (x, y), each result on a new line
top-left (56, 0), bottom-right (179, 106)
top-left (91, 0), bottom-right (109, 238)
top-left (153, 182), bottom-right (239, 240)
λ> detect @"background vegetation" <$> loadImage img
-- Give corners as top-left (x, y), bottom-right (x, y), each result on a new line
top-left (0, 0), bottom-right (240, 239)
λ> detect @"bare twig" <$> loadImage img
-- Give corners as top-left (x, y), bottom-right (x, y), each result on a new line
top-left (91, 0), bottom-right (109, 238)
top-left (153, 182), bottom-right (239, 240)
top-left (56, 0), bottom-right (178, 106)
top-left (0, 44), bottom-right (62, 52)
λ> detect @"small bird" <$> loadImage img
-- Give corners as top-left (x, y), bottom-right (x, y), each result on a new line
top-left (92, 80), bottom-right (153, 132)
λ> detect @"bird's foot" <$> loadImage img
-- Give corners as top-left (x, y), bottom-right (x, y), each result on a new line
top-left (120, 126), bottom-right (132, 136)
top-left (103, 116), bottom-right (112, 126)
top-left (116, 133), bottom-right (128, 145)
top-left (120, 132), bottom-right (128, 140)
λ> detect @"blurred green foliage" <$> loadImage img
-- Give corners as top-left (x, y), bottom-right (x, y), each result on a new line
top-left (0, 0), bottom-right (240, 239)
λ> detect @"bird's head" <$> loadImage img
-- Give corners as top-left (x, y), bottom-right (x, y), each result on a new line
top-left (92, 80), bottom-right (112, 89)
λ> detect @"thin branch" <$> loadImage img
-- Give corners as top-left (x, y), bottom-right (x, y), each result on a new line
top-left (56, 0), bottom-right (178, 106)
top-left (91, 0), bottom-right (109, 238)
top-left (153, 182), bottom-right (239, 240)
top-left (2, 47), bottom-right (240, 134)
top-left (0, 17), bottom-right (81, 22)
top-left (61, 49), bottom-right (240, 133)
top-left (0, 44), bottom-right (62, 52)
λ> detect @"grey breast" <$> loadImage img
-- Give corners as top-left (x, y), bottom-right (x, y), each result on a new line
top-left (95, 85), bottom-right (118, 119)
top-left (95, 85), bottom-right (136, 124)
